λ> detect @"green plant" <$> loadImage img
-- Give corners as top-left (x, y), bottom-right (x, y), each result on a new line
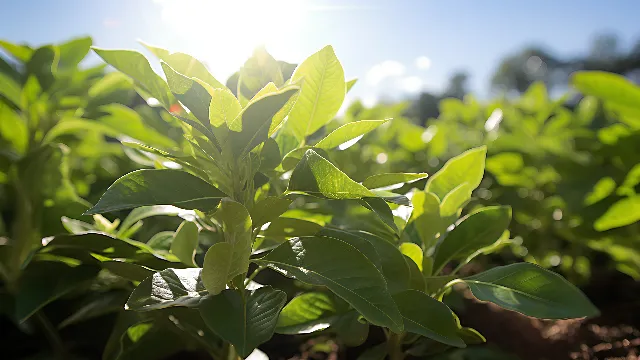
top-left (37, 42), bottom-right (600, 360)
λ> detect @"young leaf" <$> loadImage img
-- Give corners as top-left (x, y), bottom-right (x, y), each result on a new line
top-left (287, 149), bottom-right (376, 200)
top-left (117, 205), bottom-right (196, 236)
top-left (228, 86), bottom-right (299, 157)
top-left (141, 41), bottom-right (225, 89)
top-left (126, 268), bottom-right (206, 311)
top-left (276, 292), bottom-right (338, 334)
top-left (315, 120), bottom-right (388, 149)
top-left (464, 263), bottom-right (600, 319)
top-left (199, 286), bottom-right (287, 358)
top-left (286, 45), bottom-right (346, 140)
top-left (594, 196), bottom-right (640, 231)
top-left (255, 236), bottom-right (404, 333)
top-left (162, 62), bottom-right (212, 124)
top-left (209, 88), bottom-right (242, 129)
top-left (213, 199), bottom-right (252, 279)
top-left (170, 221), bottom-right (200, 267)
top-left (92, 48), bottom-right (175, 107)
top-left (85, 169), bottom-right (227, 215)
top-left (392, 290), bottom-right (466, 348)
top-left (346, 78), bottom-right (358, 93)
top-left (399, 243), bottom-right (423, 272)
top-left (439, 183), bottom-right (472, 226)
top-left (425, 146), bottom-right (487, 200)
top-left (407, 191), bottom-right (441, 249)
top-left (0, 72), bottom-right (22, 107)
top-left (201, 242), bottom-right (232, 295)
top-left (433, 206), bottom-right (511, 274)
top-left (362, 173), bottom-right (429, 190)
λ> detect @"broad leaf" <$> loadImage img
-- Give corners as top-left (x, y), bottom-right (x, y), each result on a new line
top-left (85, 169), bottom-right (227, 214)
top-left (407, 191), bottom-right (441, 249)
top-left (315, 120), bottom-right (388, 149)
top-left (393, 290), bottom-right (465, 348)
top-left (433, 206), bottom-right (511, 273)
top-left (362, 173), bottom-right (429, 190)
top-left (276, 292), bottom-right (339, 334)
top-left (213, 199), bottom-right (252, 279)
top-left (118, 205), bottom-right (196, 235)
top-left (250, 196), bottom-right (293, 228)
top-left (439, 183), bottom-right (472, 225)
top-left (399, 243), bottom-right (423, 272)
top-left (572, 71), bottom-right (640, 110)
top-left (254, 236), bottom-right (404, 333)
top-left (126, 268), bottom-right (206, 311)
top-left (464, 263), bottom-right (599, 319)
top-left (286, 45), bottom-right (346, 139)
top-left (425, 146), bottom-right (487, 200)
top-left (170, 221), bottom-right (200, 267)
top-left (317, 228), bottom-right (410, 294)
top-left (287, 149), bottom-right (376, 200)
top-left (594, 196), bottom-right (640, 231)
top-left (201, 242), bottom-right (232, 295)
top-left (93, 48), bottom-right (175, 107)
top-left (209, 88), bottom-right (242, 129)
top-left (199, 286), bottom-right (286, 358)
top-left (228, 86), bottom-right (299, 157)
top-left (162, 62), bottom-right (212, 124)
top-left (0, 72), bottom-right (22, 107)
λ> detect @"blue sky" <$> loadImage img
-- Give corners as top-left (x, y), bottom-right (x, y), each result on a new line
top-left (1, 0), bottom-right (639, 105)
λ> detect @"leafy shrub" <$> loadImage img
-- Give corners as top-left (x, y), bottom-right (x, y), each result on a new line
top-left (34, 42), bottom-right (600, 359)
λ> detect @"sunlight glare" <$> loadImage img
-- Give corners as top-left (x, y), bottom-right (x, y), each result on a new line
top-left (154, 0), bottom-right (307, 79)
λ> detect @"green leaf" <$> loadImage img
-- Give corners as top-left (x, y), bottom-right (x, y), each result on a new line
top-left (102, 261), bottom-right (155, 282)
top-left (199, 286), bottom-right (287, 358)
top-left (433, 206), bottom-right (511, 274)
top-left (92, 48), bottom-right (175, 107)
top-left (126, 268), bottom-right (206, 311)
top-left (333, 311), bottom-right (369, 346)
top-left (262, 217), bottom-right (322, 240)
top-left (254, 236), bottom-right (404, 333)
top-left (43, 117), bottom-right (123, 144)
top-left (594, 196), bottom-right (640, 231)
top-left (141, 41), bottom-right (225, 89)
top-left (162, 62), bottom-right (212, 123)
top-left (360, 197), bottom-right (399, 234)
top-left (357, 343), bottom-right (387, 360)
top-left (227, 86), bottom-right (299, 157)
top-left (0, 102), bottom-right (28, 154)
top-left (464, 263), bottom-right (600, 319)
top-left (0, 72), bottom-right (22, 107)
top-left (617, 164), bottom-right (640, 197)
top-left (362, 173), bottom-right (429, 190)
top-left (214, 199), bottom-right (252, 279)
top-left (85, 169), bottom-right (227, 215)
top-left (393, 290), bottom-right (465, 348)
top-left (287, 149), bottom-right (376, 200)
top-left (400, 243), bottom-right (423, 272)
top-left (0, 39), bottom-right (34, 61)
top-left (57, 36), bottom-right (92, 70)
top-left (170, 221), bottom-right (200, 267)
top-left (237, 47), bottom-right (284, 102)
top-left (317, 228), bottom-right (410, 294)
top-left (404, 255), bottom-right (426, 292)
top-left (315, 120), bottom-right (388, 149)
top-left (407, 191), bottom-right (441, 249)
top-left (276, 292), bottom-right (338, 334)
top-left (425, 146), bottom-right (487, 200)
top-left (16, 262), bottom-right (100, 321)
top-left (286, 45), bottom-right (346, 140)
top-left (59, 291), bottom-right (129, 329)
top-left (97, 104), bottom-right (176, 148)
top-left (209, 88), bottom-right (242, 129)
top-left (201, 242), bottom-right (232, 295)
top-left (346, 78), bottom-right (358, 93)
top-left (439, 183), bottom-right (472, 226)
top-left (250, 196), bottom-right (292, 228)
top-left (572, 71), bottom-right (640, 110)
top-left (118, 205), bottom-right (194, 235)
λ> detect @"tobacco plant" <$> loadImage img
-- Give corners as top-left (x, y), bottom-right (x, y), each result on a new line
top-left (39, 43), bottom-right (599, 359)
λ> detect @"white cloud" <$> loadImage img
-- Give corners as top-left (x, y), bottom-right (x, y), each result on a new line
top-left (415, 56), bottom-right (431, 70)
top-left (362, 95), bottom-right (378, 107)
top-left (366, 60), bottom-right (405, 86)
top-left (400, 76), bottom-right (424, 93)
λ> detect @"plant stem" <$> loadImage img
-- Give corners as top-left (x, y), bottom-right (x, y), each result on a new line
top-left (387, 332), bottom-right (405, 360)
top-left (34, 311), bottom-right (67, 359)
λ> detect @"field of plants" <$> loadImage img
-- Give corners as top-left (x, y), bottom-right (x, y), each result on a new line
top-left (1, 35), bottom-right (639, 360)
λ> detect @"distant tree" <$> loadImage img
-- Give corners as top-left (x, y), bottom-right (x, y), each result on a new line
top-left (406, 70), bottom-right (469, 125)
